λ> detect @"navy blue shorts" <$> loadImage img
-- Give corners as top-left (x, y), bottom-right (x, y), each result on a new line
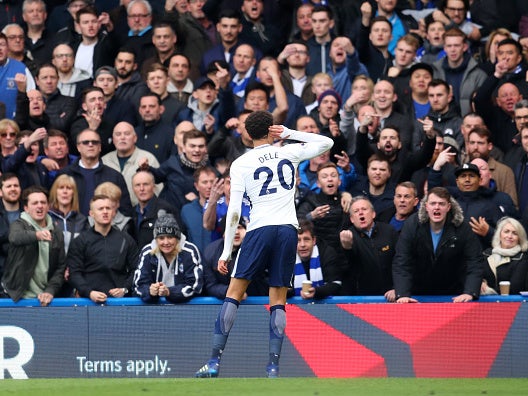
top-left (233, 225), bottom-right (297, 287)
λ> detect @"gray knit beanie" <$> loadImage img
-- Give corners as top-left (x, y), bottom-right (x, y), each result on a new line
top-left (153, 214), bottom-right (181, 239)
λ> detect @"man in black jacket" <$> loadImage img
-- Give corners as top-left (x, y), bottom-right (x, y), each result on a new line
top-left (67, 194), bottom-right (138, 303)
top-left (340, 195), bottom-right (399, 299)
top-left (393, 186), bottom-right (484, 302)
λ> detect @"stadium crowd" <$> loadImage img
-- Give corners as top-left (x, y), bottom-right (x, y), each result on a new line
top-left (1, 0), bottom-right (528, 305)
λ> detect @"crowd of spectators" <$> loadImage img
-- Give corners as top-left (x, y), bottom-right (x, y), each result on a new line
top-left (2, 0), bottom-right (528, 305)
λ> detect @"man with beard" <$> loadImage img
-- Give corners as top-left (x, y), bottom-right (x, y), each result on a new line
top-left (340, 195), bottom-right (399, 298)
top-left (51, 43), bottom-right (92, 102)
top-left (392, 186), bottom-right (483, 302)
top-left (113, 47), bottom-right (149, 108)
top-left (356, 123), bottom-right (436, 184)
top-left (466, 126), bottom-right (518, 207)
top-left (0, 173), bottom-right (22, 284)
top-left (350, 154), bottom-right (395, 214)
top-left (377, 181), bottom-right (420, 232)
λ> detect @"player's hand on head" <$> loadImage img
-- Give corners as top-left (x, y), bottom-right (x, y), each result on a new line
top-left (269, 125), bottom-right (286, 140)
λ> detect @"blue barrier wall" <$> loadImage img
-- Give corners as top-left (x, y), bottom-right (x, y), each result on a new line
top-left (1, 297), bottom-right (527, 379)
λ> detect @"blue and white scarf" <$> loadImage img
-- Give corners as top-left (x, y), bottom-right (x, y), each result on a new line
top-left (293, 245), bottom-right (324, 296)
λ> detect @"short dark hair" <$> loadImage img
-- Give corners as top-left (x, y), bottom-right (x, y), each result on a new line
top-left (245, 111), bottom-right (273, 140)
top-left (298, 219), bottom-right (315, 236)
top-left (468, 125), bottom-right (493, 143)
top-left (497, 38), bottom-right (523, 56)
top-left (117, 46), bottom-right (137, 62)
top-left (218, 8), bottom-right (242, 21)
top-left (0, 172), bottom-right (20, 189)
top-left (428, 78), bottom-right (450, 93)
top-left (36, 63), bottom-right (58, 78)
top-left (427, 186), bottom-right (451, 202)
top-left (193, 165), bottom-right (216, 183)
top-left (183, 129), bottom-right (207, 145)
top-left (140, 91), bottom-right (162, 105)
top-left (43, 129), bottom-right (68, 148)
top-left (81, 86), bottom-right (104, 103)
top-left (370, 16), bottom-right (392, 32)
top-left (245, 81), bottom-right (270, 103)
top-left (312, 4), bottom-right (333, 19)
top-left (76, 5), bottom-right (98, 23)
top-left (22, 185), bottom-right (49, 206)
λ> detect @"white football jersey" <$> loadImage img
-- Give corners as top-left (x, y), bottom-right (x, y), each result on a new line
top-left (230, 129), bottom-right (334, 232)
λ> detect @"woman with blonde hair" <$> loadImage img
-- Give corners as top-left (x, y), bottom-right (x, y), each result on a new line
top-left (0, 119), bottom-right (20, 157)
top-left (482, 217), bottom-right (528, 295)
top-left (48, 174), bottom-right (89, 252)
top-left (480, 28), bottom-right (512, 76)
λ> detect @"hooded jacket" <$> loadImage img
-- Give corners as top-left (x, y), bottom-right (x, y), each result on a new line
top-left (393, 197), bottom-right (484, 299)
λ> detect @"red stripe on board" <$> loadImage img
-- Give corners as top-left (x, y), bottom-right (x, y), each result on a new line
top-left (284, 305), bottom-right (387, 377)
top-left (340, 303), bottom-right (521, 377)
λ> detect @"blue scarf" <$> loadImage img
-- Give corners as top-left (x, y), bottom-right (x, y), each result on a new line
top-left (293, 245), bottom-right (324, 296)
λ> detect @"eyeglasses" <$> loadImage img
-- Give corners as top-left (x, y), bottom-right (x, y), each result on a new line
top-left (445, 6), bottom-right (465, 13)
top-left (128, 13), bottom-right (150, 19)
top-left (54, 53), bottom-right (74, 59)
top-left (0, 132), bottom-right (17, 138)
top-left (79, 140), bottom-right (101, 146)
top-left (6, 35), bottom-right (24, 41)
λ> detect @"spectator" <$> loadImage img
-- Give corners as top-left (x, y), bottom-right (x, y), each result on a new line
top-left (146, 63), bottom-right (185, 126)
top-left (48, 174), bottom-right (89, 253)
top-left (91, 181), bottom-right (134, 236)
top-left (114, 47), bottom-right (149, 108)
top-left (431, 28), bottom-right (487, 116)
top-left (339, 195), bottom-right (399, 299)
top-left (0, 173), bottom-right (22, 282)
top-left (371, 79), bottom-right (414, 151)
top-left (140, 22), bottom-right (180, 78)
top-left (428, 156), bottom-right (503, 247)
top-left (135, 92), bottom-right (174, 163)
top-left (176, 71), bottom-right (235, 138)
top-left (350, 154), bottom-right (396, 214)
top-left (305, 72), bottom-right (333, 114)
top-left (51, 43), bottom-right (92, 102)
top-left (59, 128), bottom-right (133, 216)
top-left (357, 122), bottom-right (436, 184)
top-left (393, 186), bottom-right (483, 302)
top-left (102, 121), bottom-right (162, 206)
top-left (278, 41), bottom-right (314, 106)
top-left (474, 78), bottom-right (523, 153)
top-left (134, 213), bottom-right (203, 303)
top-left (122, 0), bottom-right (155, 67)
top-left (3, 128), bottom-right (50, 190)
top-left (481, 217), bottom-right (528, 295)
top-left (1, 185), bottom-right (66, 305)
top-left (297, 161), bottom-right (351, 254)
top-left (0, 32), bottom-right (36, 120)
top-left (432, 0), bottom-right (481, 42)
top-left (377, 181), bottom-right (420, 232)
top-left (385, 34), bottom-right (420, 100)
top-left (0, 119), bottom-right (19, 157)
top-left (470, 158), bottom-right (518, 219)
top-left (293, 219), bottom-right (342, 299)
top-left (357, 15), bottom-right (393, 82)
top-left (42, 129), bottom-right (78, 184)
top-left (14, 87), bottom-right (51, 131)
top-left (238, 0), bottom-right (281, 57)
top-left (397, 62), bottom-right (433, 121)
top-left (479, 28), bottom-right (512, 77)
top-left (93, 65), bottom-right (137, 127)
top-left (505, 126), bottom-right (528, 216)
top-left (466, 126), bottom-right (518, 208)
top-left (70, 86), bottom-right (114, 155)
top-left (229, 43), bottom-right (257, 99)
top-left (67, 194), bottom-right (138, 303)
top-left (291, 3), bottom-right (314, 42)
top-left (200, 9), bottom-right (244, 76)
top-left (327, 36), bottom-right (369, 103)
top-left (180, 166), bottom-right (215, 254)
top-left (2, 23), bottom-right (37, 76)
top-left (22, 0), bottom-right (53, 65)
top-left (131, 170), bottom-right (179, 250)
top-left (34, 63), bottom-right (76, 133)
top-left (167, 53), bottom-right (193, 105)
top-left (418, 79), bottom-right (463, 149)
top-left (305, 5), bottom-right (335, 76)
top-left (416, 18), bottom-right (446, 65)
